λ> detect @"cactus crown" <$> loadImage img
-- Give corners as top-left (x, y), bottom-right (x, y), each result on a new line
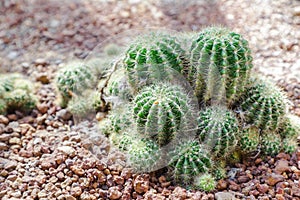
top-left (239, 127), bottom-right (260, 155)
top-left (260, 133), bottom-right (282, 156)
top-left (197, 106), bottom-right (240, 157)
top-left (189, 26), bottom-right (253, 105)
top-left (193, 173), bottom-right (216, 192)
top-left (240, 78), bottom-right (287, 131)
top-left (133, 83), bottom-right (195, 146)
top-left (168, 140), bottom-right (213, 184)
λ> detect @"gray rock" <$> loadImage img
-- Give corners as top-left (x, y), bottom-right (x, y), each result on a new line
top-left (215, 192), bottom-right (235, 200)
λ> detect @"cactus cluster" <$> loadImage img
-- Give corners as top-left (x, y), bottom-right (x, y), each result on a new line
top-left (61, 26), bottom-right (299, 191)
top-left (0, 74), bottom-right (36, 115)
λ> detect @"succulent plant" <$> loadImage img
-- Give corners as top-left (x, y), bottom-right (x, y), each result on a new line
top-left (239, 127), bottom-right (260, 154)
top-left (127, 138), bottom-right (161, 172)
top-left (239, 78), bottom-right (287, 132)
top-left (168, 140), bottom-right (213, 184)
top-left (189, 27), bottom-right (253, 105)
top-left (279, 114), bottom-right (300, 139)
top-left (197, 106), bottom-right (240, 157)
top-left (4, 89), bottom-right (36, 113)
top-left (0, 99), bottom-right (7, 115)
top-left (55, 63), bottom-right (96, 107)
top-left (260, 133), bottom-right (282, 156)
top-left (212, 161), bottom-right (227, 180)
top-left (123, 32), bottom-right (187, 90)
top-left (282, 135), bottom-right (298, 154)
top-left (110, 131), bottom-right (133, 152)
top-left (133, 83), bottom-right (194, 146)
top-left (193, 173), bottom-right (216, 192)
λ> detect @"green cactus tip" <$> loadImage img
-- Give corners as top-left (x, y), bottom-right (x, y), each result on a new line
top-left (193, 173), bottom-right (216, 192)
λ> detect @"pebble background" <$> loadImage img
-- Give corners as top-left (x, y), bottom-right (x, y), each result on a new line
top-left (1, 0), bottom-right (300, 199)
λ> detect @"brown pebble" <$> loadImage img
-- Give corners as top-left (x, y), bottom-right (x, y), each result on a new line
top-left (275, 159), bottom-right (291, 174)
top-left (265, 173), bottom-right (285, 186)
top-left (257, 183), bottom-right (269, 194)
top-left (237, 175), bottom-right (250, 183)
top-left (217, 179), bottom-right (228, 190)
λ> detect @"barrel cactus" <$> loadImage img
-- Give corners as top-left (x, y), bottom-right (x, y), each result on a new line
top-left (197, 106), bottom-right (240, 157)
top-left (279, 114), bottom-right (300, 139)
top-left (0, 99), bottom-right (7, 115)
top-left (189, 27), bottom-right (253, 105)
top-left (239, 127), bottom-right (260, 154)
top-left (193, 173), bottom-right (216, 192)
top-left (127, 138), bottom-right (161, 172)
top-left (5, 89), bottom-right (36, 113)
top-left (123, 32), bottom-right (187, 90)
top-left (260, 133), bottom-right (282, 156)
top-left (133, 83), bottom-right (195, 146)
top-left (110, 132), bottom-right (133, 152)
top-left (168, 140), bottom-right (213, 184)
top-left (239, 78), bottom-right (287, 132)
top-left (282, 136), bottom-right (298, 154)
top-left (55, 63), bottom-right (96, 107)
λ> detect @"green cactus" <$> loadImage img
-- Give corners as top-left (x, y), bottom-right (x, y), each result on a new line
top-left (240, 78), bottom-right (287, 132)
top-left (0, 99), bottom-right (7, 115)
top-left (110, 132), bottom-right (133, 151)
top-left (133, 83), bottom-right (194, 146)
top-left (260, 133), bottom-right (282, 156)
top-left (279, 114), bottom-right (300, 139)
top-left (189, 27), bottom-right (253, 105)
top-left (193, 173), bottom-right (216, 192)
top-left (197, 106), bottom-right (240, 157)
top-left (212, 161), bottom-right (227, 180)
top-left (282, 136), bottom-right (298, 154)
top-left (168, 140), bottom-right (213, 184)
top-left (55, 63), bottom-right (96, 107)
top-left (127, 138), bottom-right (161, 172)
top-left (123, 32), bottom-right (187, 90)
top-left (239, 127), bottom-right (260, 154)
top-left (4, 89), bottom-right (36, 113)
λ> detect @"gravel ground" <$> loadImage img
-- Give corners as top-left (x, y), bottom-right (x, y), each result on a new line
top-left (1, 0), bottom-right (300, 199)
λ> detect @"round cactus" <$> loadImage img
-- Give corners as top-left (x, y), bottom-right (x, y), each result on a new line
top-left (260, 133), bottom-right (282, 156)
top-left (239, 127), bottom-right (260, 154)
top-left (193, 173), bottom-right (216, 192)
top-left (133, 83), bottom-right (195, 146)
top-left (55, 63), bottom-right (96, 107)
top-left (197, 106), bottom-right (240, 157)
top-left (4, 89), bottom-right (36, 113)
top-left (123, 32), bottom-right (187, 90)
top-left (239, 78), bottom-right (287, 132)
top-left (279, 114), bottom-right (300, 139)
top-left (110, 132), bottom-right (133, 152)
top-left (189, 27), bottom-right (253, 105)
top-left (168, 140), bottom-right (213, 184)
top-left (212, 161), bottom-right (227, 180)
top-left (282, 136), bottom-right (298, 154)
top-left (127, 138), bottom-right (161, 172)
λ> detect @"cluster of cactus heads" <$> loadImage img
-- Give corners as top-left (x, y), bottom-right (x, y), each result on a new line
top-left (0, 73), bottom-right (36, 115)
top-left (189, 27), bottom-right (253, 105)
top-left (55, 26), bottom-right (299, 191)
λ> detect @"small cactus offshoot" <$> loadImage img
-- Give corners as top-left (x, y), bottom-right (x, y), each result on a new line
top-left (55, 63), bottom-right (96, 107)
top-left (189, 27), bottom-right (253, 105)
top-left (240, 78), bottom-right (287, 132)
top-left (168, 140), bottom-right (213, 184)
top-left (260, 133), bottom-right (282, 156)
top-left (239, 127), bottom-right (260, 155)
top-left (110, 132), bottom-right (133, 152)
top-left (5, 89), bottom-right (36, 114)
top-left (282, 136), bottom-right (298, 154)
top-left (133, 83), bottom-right (194, 146)
top-left (197, 106), bottom-right (240, 157)
top-left (127, 138), bottom-right (161, 172)
top-left (193, 173), bottom-right (216, 192)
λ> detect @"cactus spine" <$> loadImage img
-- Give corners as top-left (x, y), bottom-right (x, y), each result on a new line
top-left (5, 89), bottom-right (36, 113)
top-left (240, 79), bottom-right (286, 131)
top-left (260, 133), bottom-right (282, 156)
top-left (168, 140), bottom-right (213, 184)
top-left (133, 83), bottom-right (193, 146)
top-left (123, 32), bottom-right (187, 90)
top-left (239, 127), bottom-right (260, 155)
top-left (197, 106), bottom-right (240, 157)
top-left (189, 27), bottom-right (253, 105)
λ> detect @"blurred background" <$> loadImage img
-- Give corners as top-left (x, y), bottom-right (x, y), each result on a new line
top-left (0, 0), bottom-right (300, 112)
